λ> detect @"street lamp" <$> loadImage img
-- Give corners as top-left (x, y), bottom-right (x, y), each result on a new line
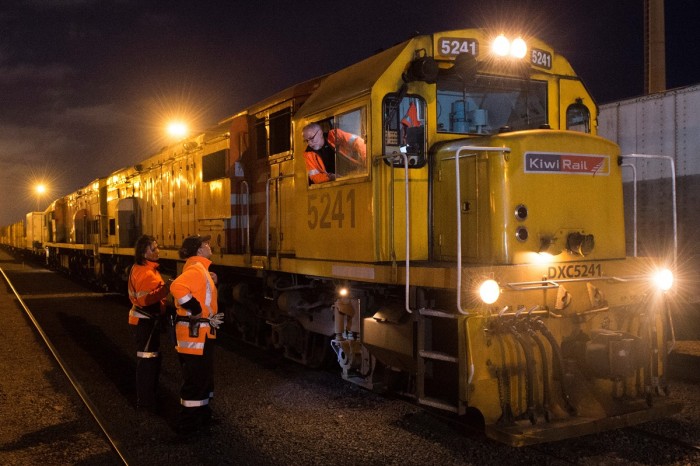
top-left (35, 183), bottom-right (46, 211)
top-left (166, 121), bottom-right (189, 140)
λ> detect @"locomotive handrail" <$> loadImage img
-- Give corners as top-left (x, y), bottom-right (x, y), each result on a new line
top-left (447, 146), bottom-right (511, 315)
top-left (506, 274), bottom-right (653, 290)
top-left (240, 180), bottom-right (251, 257)
top-left (266, 174), bottom-right (295, 261)
top-left (620, 154), bottom-right (677, 267)
top-left (620, 163), bottom-right (638, 256)
top-left (375, 152), bottom-right (411, 314)
top-left (505, 280), bottom-right (560, 291)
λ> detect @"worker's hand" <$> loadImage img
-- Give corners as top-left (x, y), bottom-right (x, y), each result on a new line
top-left (209, 272), bottom-right (218, 285)
top-left (209, 313), bottom-right (224, 329)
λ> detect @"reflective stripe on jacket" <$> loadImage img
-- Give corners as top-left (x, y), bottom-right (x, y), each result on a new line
top-left (327, 128), bottom-right (366, 167)
top-left (127, 261), bottom-right (167, 325)
top-left (304, 151), bottom-right (332, 184)
top-left (170, 256), bottom-right (218, 356)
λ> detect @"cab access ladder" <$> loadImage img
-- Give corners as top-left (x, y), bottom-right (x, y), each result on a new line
top-left (416, 307), bottom-right (467, 415)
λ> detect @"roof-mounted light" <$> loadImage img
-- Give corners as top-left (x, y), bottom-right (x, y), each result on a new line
top-left (491, 34), bottom-right (528, 59)
top-left (492, 35), bottom-right (510, 56)
top-left (511, 38), bottom-right (527, 58)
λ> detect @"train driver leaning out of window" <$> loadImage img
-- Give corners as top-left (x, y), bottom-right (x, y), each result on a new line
top-left (302, 122), bottom-right (366, 184)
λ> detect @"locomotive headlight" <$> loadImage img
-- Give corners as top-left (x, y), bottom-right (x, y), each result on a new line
top-left (652, 268), bottom-right (674, 292)
top-left (510, 37), bottom-right (527, 58)
top-left (491, 35), bottom-right (528, 58)
top-left (479, 279), bottom-right (501, 304)
top-left (492, 34), bottom-right (511, 56)
top-left (338, 287), bottom-right (349, 297)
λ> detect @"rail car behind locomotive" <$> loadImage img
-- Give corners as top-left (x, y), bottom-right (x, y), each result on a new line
top-left (1, 28), bottom-right (681, 446)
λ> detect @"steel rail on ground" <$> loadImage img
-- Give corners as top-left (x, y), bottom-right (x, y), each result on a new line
top-left (0, 266), bottom-right (130, 466)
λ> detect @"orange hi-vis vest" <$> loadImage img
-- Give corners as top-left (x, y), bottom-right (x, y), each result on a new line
top-left (170, 256), bottom-right (218, 356)
top-left (304, 129), bottom-right (366, 184)
top-left (304, 151), bottom-right (332, 184)
top-left (127, 260), bottom-right (167, 325)
top-left (328, 128), bottom-right (366, 167)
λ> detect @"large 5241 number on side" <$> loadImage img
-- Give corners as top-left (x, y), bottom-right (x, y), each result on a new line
top-left (308, 189), bottom-right (356, 229)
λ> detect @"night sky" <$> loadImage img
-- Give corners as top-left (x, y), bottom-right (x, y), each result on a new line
top-left (1, 0), bottom-right (698, 225)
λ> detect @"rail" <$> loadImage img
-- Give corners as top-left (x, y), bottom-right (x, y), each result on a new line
top-left (240, 180), bottom-right (251, 256)
top-left (375, 152), bottom-right (412, 314)
top-left (265, 174), bottom-right (295, 261)
top-left (506, 274), bottom-right (654, 290)
top-left (0, 266), bottom-right (129, 465)
top-left (620, 153), bottom-right (678, 266)
top-left (620, 162), bottom-right (638, 256)
top-left (444, 145), bottom-right (511, 315)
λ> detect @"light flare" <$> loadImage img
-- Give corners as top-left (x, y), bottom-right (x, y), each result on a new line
top-left (479, 279), bottom-right (500, 304)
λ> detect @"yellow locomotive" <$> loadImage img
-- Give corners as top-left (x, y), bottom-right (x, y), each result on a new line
top-left (1, 28), bottom-right (681, 445)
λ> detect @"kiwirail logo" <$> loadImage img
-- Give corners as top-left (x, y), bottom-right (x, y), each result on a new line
top-left (524, 152), bottom-right (610, 175)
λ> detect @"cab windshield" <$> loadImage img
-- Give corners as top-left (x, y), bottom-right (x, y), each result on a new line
top-left (436, 74), bottom-right (548, 135)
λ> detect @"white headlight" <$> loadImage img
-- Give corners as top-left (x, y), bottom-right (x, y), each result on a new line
top-left (492, 35), bottom-right (510, 57)
top-left (479, 279), bottom-right (500, 304)
top-left (653, 268), bottom-right (673, 292)
top-left (511, 37), bottom-right (527, 58)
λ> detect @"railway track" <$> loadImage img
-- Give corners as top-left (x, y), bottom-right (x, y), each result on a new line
top-left (0, 264), bottom-right (128, 465)
top-left (2, 253), bottom-right (699, 465)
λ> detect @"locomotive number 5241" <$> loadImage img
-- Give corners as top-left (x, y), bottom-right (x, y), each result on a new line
top-left (307, 189), bottom-right (356, 229)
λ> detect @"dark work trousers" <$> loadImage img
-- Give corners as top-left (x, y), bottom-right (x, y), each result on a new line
top-left (131, 317), bottom-right (161, 410)
top-left (176, 337), bottom-right (215, 432)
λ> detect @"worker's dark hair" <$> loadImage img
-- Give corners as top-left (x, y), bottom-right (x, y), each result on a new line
top-left (179, 235), bottom-right (211, 259)
top-left (134, 235), bottom-right (156, 265)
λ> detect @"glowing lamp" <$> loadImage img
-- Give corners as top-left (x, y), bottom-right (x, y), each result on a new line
top-left (653, 268), bottom-right (673, 292)
top-left (479, 279), bottom-right (500, 304)
top-left (510, 38), bottom-right (527, 58)
top-left (492, 34), bottom-right (510, 56)
top-left (166, 121), bottom-right (189, 139)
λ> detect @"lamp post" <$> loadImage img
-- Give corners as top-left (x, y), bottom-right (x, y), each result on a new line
top-left (35, 183), bottom-right (46, 211)
top-left (166, 121), bottom-right (189, 140)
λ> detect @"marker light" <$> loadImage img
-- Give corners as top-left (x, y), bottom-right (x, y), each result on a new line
top-left (479, 279), bottom-right (500, 304)
top-left (533, 252), bottom-right (554, 264)
top-left (653, 268), bottom-right (674, 292)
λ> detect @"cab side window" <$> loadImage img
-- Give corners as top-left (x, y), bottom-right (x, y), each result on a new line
top-left (566, 101), bottom-right (591, 133)
top-left (382, 94), bottom-right (426, 167)
top-left (304, 107), bottom-right (367, 185)
top-left (333, 108), bottom-right (367, 179)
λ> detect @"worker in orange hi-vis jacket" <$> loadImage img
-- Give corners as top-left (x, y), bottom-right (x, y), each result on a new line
top-left (170, 234), bottom-right (224, 435)
top-left (302, 122), bottom-right (366, 184)
top-left (128, 235), bottom-right (170, 413)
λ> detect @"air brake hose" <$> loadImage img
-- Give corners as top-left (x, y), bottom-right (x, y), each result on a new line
top-left (532, 318), bottom-right (577, 415)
